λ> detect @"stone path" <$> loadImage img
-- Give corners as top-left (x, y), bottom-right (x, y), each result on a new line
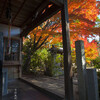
top-left (2, 80), bottom-right (56, 100)
top-left (20, 75), bottom-right (79, 100)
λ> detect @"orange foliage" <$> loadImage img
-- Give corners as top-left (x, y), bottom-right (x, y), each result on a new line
top-left (24, 0), bottom-right (99, 62)
top-left (71, 35), bottom-right (98, 63)
top-left (28, 0), bottom-right (99, 38)
top-left (50, 0), bottom-right (99, 35)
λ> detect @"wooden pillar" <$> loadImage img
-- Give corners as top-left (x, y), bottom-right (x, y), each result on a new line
top-left (2, 68), bottom-right (8, 96)
top-left (61, 0), bottom-right (74, 100)
top-left (86, 68), bottom-right (99, 100)
top-left (75, 40), bottom-right (87, 100)
top-left (0, 32), bottom-right (3, 99)
top-left (19, 37), bottom-right (23, 64)
top-left (19, 38), bottom-right (23, 78)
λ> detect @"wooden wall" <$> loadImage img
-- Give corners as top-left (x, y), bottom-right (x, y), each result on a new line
top-left (3, 65), bottom-right (21, 81)
top-left (3, 37), bottom-right (22, 81)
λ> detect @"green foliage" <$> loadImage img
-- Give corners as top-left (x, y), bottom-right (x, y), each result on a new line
top-left (44, 53), bottom-right (54, 76)
top-left (22, 46), bottom-right (49, 74)
top-left (45, 53), bottom-right (64, 76)
top-left (30, 48), bottom-right (49, 74)
top-left (92, 57), bottom-right (100, 68)
top-left (53, 54), bottom-right (64, 76)
top-left (22, 38), bottom-right (64, 76)
top-left (95, 16), bottom-right (100, 27)
top-left (54, 42), bottom-right (63, 48)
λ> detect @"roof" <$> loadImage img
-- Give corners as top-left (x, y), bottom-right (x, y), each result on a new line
top-left (49, 45), bottom-right (63, 54)
top-left (0, 0), bottom-right (63, 37)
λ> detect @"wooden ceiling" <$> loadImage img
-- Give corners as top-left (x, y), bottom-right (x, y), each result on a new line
top-left (0, 0), bottom-right (47, 27)
top-left (0, 0), bottom-right (63, 36)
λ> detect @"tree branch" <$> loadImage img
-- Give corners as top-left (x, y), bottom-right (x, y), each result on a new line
top-left (36, 35), bottom-right (49, 50)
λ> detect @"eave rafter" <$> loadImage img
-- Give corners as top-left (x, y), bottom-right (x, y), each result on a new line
top-left (12, 0), bottom-right (27, 24)
top-left (0, 21), bottom-right (20, 27)
top-left (0, 0), bottom-right (8, 18)
top-left (20, 4), bottom-right (61, 37)
top-left (20, 0), bottom-right (50, 28)
top-left (48, 0), bottom-right (64, 6)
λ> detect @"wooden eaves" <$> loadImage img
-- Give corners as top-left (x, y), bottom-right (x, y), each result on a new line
top-left (20, 4), bottom-right (61, 37)
top-left (0, 0), bottom-right (74, 100)
top-left (20, 0), bottom-right (64, 37)
top-left (48, 0), bottom-right (63, 6)
top-left (0, 0), bottom-right (64, 36)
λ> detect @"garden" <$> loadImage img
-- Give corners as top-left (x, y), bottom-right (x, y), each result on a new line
top-left (22, 0), bottom-right (100, 96)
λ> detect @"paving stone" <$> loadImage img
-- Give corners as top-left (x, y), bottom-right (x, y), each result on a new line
top-left (2, 80), bottom-right (55, 100)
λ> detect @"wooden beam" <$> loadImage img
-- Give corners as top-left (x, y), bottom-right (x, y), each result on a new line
top-left (48, 0), bottom-right (63, 6)
top-left (61, 0), bottom-right (74, 100)
top-left (0, 21), bottom-right (20, 27)
top-left (12, 0), bottom-right (27, 24)
top-left (20, 4), bottom-right (60, 37)
top-left (20, 0), bottom-right (49, 27)
top-left (0, 0), bottom-right (8, 18)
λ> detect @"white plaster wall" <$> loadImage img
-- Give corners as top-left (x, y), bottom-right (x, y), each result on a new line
top-left (0, 24), bottom-right (21, 37)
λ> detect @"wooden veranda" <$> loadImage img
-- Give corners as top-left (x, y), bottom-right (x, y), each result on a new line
top-left (0, 0), bottom-right (73, 100)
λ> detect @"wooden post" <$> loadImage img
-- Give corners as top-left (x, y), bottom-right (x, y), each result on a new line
top-left (19, 38), bottom-right (23, 78)
top-left (61, 0), bottom-right (74, 100)
top-left (75, 40), bottom-right (87, 100)
top-left (86, 68), bottom-right (99, 100)
top-left (2, 68), bottom-right (8, 96)
top-left (0, 32), bottom-right (3, 99)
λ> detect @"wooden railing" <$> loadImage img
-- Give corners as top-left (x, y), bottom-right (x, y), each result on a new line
top-left (3, 61), bottom-right (21, 66)
top-left (4, 52), bottom-right (19, 61)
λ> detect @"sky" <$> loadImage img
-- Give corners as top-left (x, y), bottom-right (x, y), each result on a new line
top-left (88, 35), bottom-right (99, 42)
top-left (88, 14), bottom-right (100, 42)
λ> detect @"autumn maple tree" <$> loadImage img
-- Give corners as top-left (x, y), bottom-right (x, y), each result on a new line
top-left (23, 19), bottom-right (62, 72)
top-left (71, 35), bottom-right (99, 63)
top-left (23, 0), bottom-right (100, 67)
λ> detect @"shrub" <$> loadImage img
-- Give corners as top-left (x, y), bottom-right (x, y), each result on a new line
top-left (92, 57), bottom-right (100, 68)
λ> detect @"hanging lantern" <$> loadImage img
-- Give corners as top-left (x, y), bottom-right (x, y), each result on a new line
top-left (6, 0), bottom-right (12, 55)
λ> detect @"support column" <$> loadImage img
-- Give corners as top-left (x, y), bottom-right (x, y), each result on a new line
top-left (61, 0), bottom-right (74, 100)
top-left (0, 32), bottom-right (3, 99)
top-left (75, 40), bottom-right (87, 100)
top-left (86, 68), bottom-right (99, 100)
top-left (19, 38), bottom-right (23, 78)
